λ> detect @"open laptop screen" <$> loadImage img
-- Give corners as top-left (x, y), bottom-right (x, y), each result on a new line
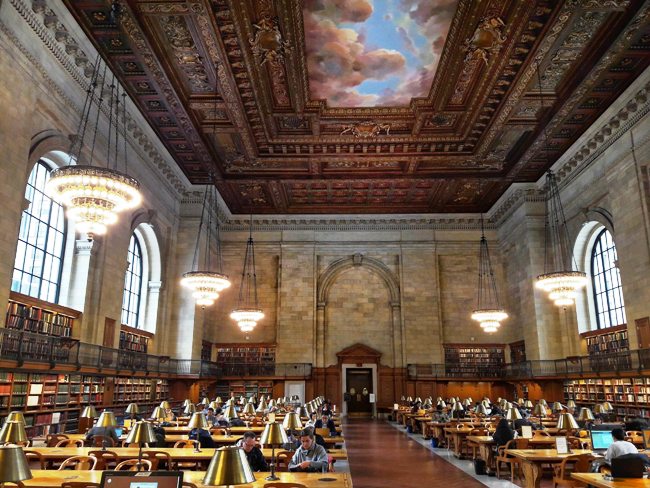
top-left (101, 471), bottom-right (183, 488)
top-left (590, 430), bottom-right (614, 450)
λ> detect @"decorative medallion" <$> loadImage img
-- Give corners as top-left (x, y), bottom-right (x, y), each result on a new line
top-left (340, 121), bottom-right (391, 138)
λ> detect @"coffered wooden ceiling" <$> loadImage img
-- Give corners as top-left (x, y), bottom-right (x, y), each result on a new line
top-left (63, 0), bottom-right (650, 214)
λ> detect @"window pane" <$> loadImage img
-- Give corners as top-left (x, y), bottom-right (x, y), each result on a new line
top-left (591, 229), bottom-right (626, 329)
top-left (11, 161), bottom-right (67, 302)
top-left (122, 234), bottom-right (143, 328)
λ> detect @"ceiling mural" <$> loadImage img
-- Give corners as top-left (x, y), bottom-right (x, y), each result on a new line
top-left (61, 0), bottom-right (650, 214)
top-left (303, 0), bottom-right (459, 107)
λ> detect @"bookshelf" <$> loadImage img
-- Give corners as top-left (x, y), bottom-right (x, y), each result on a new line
top-left (581, 325), bottom-right (630, 370)
top-left (5, 292), bottom-right (79, 338)
top-left (443, 344), bottom-right (505, 377)
top-left (215, 343), bottom-right (276, 376)
top-left (510, 340), bottom-right (526, 363)
top-left (215, 380), bottom-right (273, 400)
top-left (564, 377), bottom-right (650, 419)
top-left (119, 325), bottom-right (152, 354)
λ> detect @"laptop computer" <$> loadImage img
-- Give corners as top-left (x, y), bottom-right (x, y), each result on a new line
top-left (100, 471), bottom-right (183, 488)
top-left (611, 455), bottom-right (645, 478)
top-left (590, 430), bottom-right (614, 453)
top-left (114, 428), bottom-right (123, 438)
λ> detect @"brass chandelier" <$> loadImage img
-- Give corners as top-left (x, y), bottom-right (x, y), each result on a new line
top-left (230, 215), bottom-right (263, 332)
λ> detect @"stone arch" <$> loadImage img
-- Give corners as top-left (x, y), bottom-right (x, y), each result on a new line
top-left (315, 254), bottom-right (402, 368)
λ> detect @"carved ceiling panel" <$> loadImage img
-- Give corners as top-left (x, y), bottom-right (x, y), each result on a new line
top-left (62, 0), bottom-right (650, 213)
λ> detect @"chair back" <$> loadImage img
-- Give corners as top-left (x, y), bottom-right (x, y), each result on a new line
top-left (59, 455), bottom-right (98, 471)
top-left (88, 450), bottom-right (119, 470)
top-left (23, 449), bottom-right (45, 470)
top-left (514, 438), bottom-right (530, 449)
top-left (532, 430), bottom-right (550, 438)
top-left (470, 428), bottom-right (488, 436)
top-left (558, 453), bottom-right (597, 479)
top-left (56, 439), bottom-right (84, 448)
top-left (173, 440), bottom-right (198, 449)
top-left (275, 450), bottom-right (292, 472)
top-left (142, 450), bottom-right (173, 470)
top-left (115, 458), bottom-right (153, 471)
top-left (91, 435), bottom-right (115, 448)
top-left (46, 434), bottom-right (69, 447)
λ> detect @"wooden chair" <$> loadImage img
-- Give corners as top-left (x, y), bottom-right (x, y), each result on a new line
top-left (275, 450), bottom-right (293, 472)
top-left (496, 438), bottom-right (529, 482)
top-left (60, 483), bottom-right (101, 488)
top-left (532, 430), bottom-right (551, 438)
top-left (46, 434), bottom-right (69, 447)
top-left (143, 450), bottom-right (173, 470)
top-left (88, 450), bottom-right (119, 470)
top-left (173, 440), bottom-right (200, 470)
top-left (55, 438), bottom-right (85, 448)
top-left (91, 436), bottom-right (115, 448)
top-left (58, 456), bottom-right (98, 471)
top-left (552, 453), bottom-right (597, 488)
top-left (23, 449), bottom-right (45, 469)
top-left (467, 428), bottom-right (488, 459)
top-left (314, 427), bottom-right (330, 438)
top-left (263, 484), bottom-right (307, 488)
top-left (115, 459), bottom-right (153, 471)
top-left (181, 483), bottom-right (198, 488)
top-left (567, 437), bottom-right (589, 450)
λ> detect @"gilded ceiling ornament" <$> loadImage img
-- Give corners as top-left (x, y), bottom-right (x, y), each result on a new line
top-left (249, 16), bottom-right (290, 65)
top-left (340, 121), bottom-right (391, 138)
top-left (464, 16), bottom-right (506, 64)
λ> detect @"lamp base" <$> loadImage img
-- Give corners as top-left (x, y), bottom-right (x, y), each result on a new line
top-left (265, 475), bottom-right (280, 481)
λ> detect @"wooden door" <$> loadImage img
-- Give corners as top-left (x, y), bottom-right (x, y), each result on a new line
top-left (346, 368), bottom-right (372, 417)
top-left (636, 317), bottom-right (650, 349)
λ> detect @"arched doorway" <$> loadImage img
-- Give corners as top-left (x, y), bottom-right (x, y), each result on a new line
top-left (337, 343), bottom-right (381, 418)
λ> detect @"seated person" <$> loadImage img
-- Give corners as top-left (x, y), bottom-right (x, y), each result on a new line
top-left (230, 417), bottom-right (246, 427)
top-left (164, 408), bottom-right (176, 422)
top-left (151, 424), bottom-right (166, 448)
top-left (605, 428), bottom-right (638, 464)
top-left (214, 408), bottom-right (230, 427)
top-left (204, 407), bottom-right (217, 426)
top-left (514, 416), bottom-right (533, 434)
top-left (237, 431), bottom-right (268, 472)
top-left (189, 427), bottom-right (215, 448)
top-left (314, 413), bottom-right (337, 436)
top-left (305, 412), bottom-right (318, 428)
top-left (320, 402), bottom-right (333, 417)
top-left (492, 418), bottom-right (514, 447)
top-left (288, 428), bottom-right (328, 472)
top-left (85, 424), bottom-right (119, 446)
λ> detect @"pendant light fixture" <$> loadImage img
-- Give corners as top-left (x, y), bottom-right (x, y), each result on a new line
top-left (180, 182), bottom-right (230, 307)
top-left (531, 64), bottom-right (586, 306)
top-left (471, 216), bottom-right (508, 333)
top-left (45, 52), bottom-right (141, 238)
top-left (230, 214), bottom-right (264, 332)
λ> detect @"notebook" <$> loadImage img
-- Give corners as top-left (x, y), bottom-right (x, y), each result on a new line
top-left (100, 471), bottom-right (183, 488)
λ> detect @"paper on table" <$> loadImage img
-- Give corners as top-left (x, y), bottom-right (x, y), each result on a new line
top-left (555, 436), bottom-right (569, 454)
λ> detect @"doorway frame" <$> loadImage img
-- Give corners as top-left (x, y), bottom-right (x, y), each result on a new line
top-left (341, 363), bottom-right (377, 417)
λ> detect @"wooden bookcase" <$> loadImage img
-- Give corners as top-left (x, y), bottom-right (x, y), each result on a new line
top-left (564, 377), bottom-right (650, 419)
top-left (581, 325), bottom-right (630, 370)
top-left (5, 292), bottom-right (79, 338)
top-left (215, 343), bottom-right (276, 376)
top-left (215, 380), bottom-right (273, 400)
top-left (119, 325), bottom-right (152, 354)
top-left (510, 340), bottom-right (526, 363)
top-left (443, 344), bottom-right (505, 377)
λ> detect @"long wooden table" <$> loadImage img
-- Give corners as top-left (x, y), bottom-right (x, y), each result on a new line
top-left (67, 433), bottom-right (345, 447)
top-left (21, 470), bottom-right (353, 488)
top-left (507, 449), bottom-right (594, 488)
top-left (572, 473), bottom-right (650, 487)
top-left (27, 446), bottom-right (349, 462)
top-left (162, 426), bottom-right (343, 435)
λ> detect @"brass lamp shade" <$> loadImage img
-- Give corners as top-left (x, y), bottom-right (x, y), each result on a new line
top-left (257, 398), bottom-right (267, 411)
top-left (282, 412), bottom-right (303, 431)
top-left (96, 411), bottom-right (117, 428)
top-left (577, 408), bottom-right (595, 421)
top-left (481, 400), bottom-right (490, 408)
top-left (125, 403), bottom-right (140, 415)
top-left (260, 422), bottom-right (289, 447)
top-left (437, 400), bottom-right (446, 408)
top-left (552, 402), bottom-right (563, 413)
top-left (305, 403), bottom-right (314, 415)
top-left (125, 421), bottom-right (157, 445)
top-left (556, 413), bottom-right (579, 430)
top-left (0, 446), bottom-right (32, 482)
top-left (151, 406), bottom-right (166, 421)
top-left (401, 396), bottom-right (406, 401)
top-left (475, 404), bottom-right (488, 415)
top-left (5, 412), bottom-right (25, 424)
top-left (223, 405), bottom-right (238, 420)
top-left (0, 421), bottom-right (28, 444)
top-left (294, 407), bottom-right (304, 418)
top-left (215, 397), bottom-right (223, 404)
top-left (567, 400), bottom-right (576, 409)
top-left (524, 400), bottom-right (534, 409)
top-left (539, 399), bottom-right (548, 407)
top-left (209, 401), bottom-right (220, 410)
top-left (243, 403), bottom-right (255, 416)
top-left (452, 402), bottom-right (464, 412)
top-left (80, 406), bottom-right (98, 419)
top-left (406, 396), bottom-right (413, 402)
top-left (201, 398), bottom-right (210, 405)
top-left (506, 407), bottom-right (522, 421)
top-left (188, 412), bottom-right (209, 430)
top-left (415, 397), bottom-right (422, 403)
top-left (184, 404), bottom-right (197, 415)
top-left (239, 396), bottom-right (246, 405)
top-left (532, 404), bottom-right (547, 417)
top-left (593, 404), bottom-right (606, 414)
top-left (182, 399), bottom-right (192, 408)
top-left (268, 400), bottom-right (276, 407)
top-left (160, 401), bottom-right (171, 409)
top-left (248, 397), bottom-right (255, 404)
top-left (602, 401), bottom-right (613, 412)
top-left (463, 399), bottom-right (472, 407)
top-left (203, 446), bottom-right (255, 486)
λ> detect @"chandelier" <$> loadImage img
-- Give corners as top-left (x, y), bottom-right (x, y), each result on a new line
top-left (46, 56), bottom-right (141, 238)
top-left (230, 215), bottom-right (264, 333)
top-left (180, 183), bottom-right (230, 307)
top-left (531, 63), bottom-right (585, 306)
top-left (471, 217), bottom-right (508, 333)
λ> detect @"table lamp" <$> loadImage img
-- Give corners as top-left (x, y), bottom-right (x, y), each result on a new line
top-left (437, 400), bottom-right (446, 409)
top-left (406, 396), bottom-right (413, 403)
top-left (260, 422), bottom-right (288, 481)
top-left (248, 396), bottom-right (255, 404)
top-left (80, 406), bottom-right (98, 419)
top-left (209, 401), bottom-right (220, 411)
top-left (524, 400), bottom-right (533, 409)
top-left (552, 402), bottom-right (563, 413)
top-left (0, 421), bottom-right (28, 445)
top-left (239, 396), bottom-right (246, 406)
top-left (203, 446), bottom-right (255, 487)
top-left (201, 397), bottom-right (210, 406)
top-left (182, 399), bottom-right (192, 408)
top-left (125, 403), bottom-right (140, 420)
top-left (96, 411), bottom-right (117, 451)
top-left (5, 413), bottom-right (25, 424)
top-left (517, 398), bottom-right (525, 406)
top-left (532, 403), bottom-right (547, 418)
top-left (566, 399), bottom-right (576, 410)
top-left (539, 399), bottom-right (548, 407)
top-left (475, 404), bottom-right (488, 416)
top-left (506, 407), bottom-right (522, 423)
top-left (401, 396), bottom-right (406, 402)
top-left (577, 408), bottom-right (594, 422)
top-left (256, 398), bottom-right (267, 413)
top-left (223, 405), bottom-right (238, 420)
top-left (602, 401), bottom-right (613, 412)
top-left (125, 421), bottom-right (157, 470)
top-left (187, 412), bottom-right (209, 452)
top-left (594, 404), bottom-right (606, 415)
top-left (184, 403), bottom-right (197, 415)
top-left (215, 397), bottom-right (223, 404)
top-left (243, 403), bottom-right (255, 416)
top-left (151, 406), bottom-right (166, 423)
top-left (463, 399), bottom-right (472, 407)
top-left (0, 445), bottom-right (32, 484)
top-left (282, 412), bottom-right (302, 433)
top-left (556, 413), bottom-right (579, 430)
top-left (160, 401), bottom-right (171, 410)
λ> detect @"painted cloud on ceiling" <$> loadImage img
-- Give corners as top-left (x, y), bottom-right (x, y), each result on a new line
top-left (304, 0), bottom-right (458, 107)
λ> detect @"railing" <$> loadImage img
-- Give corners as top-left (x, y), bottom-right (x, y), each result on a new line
top-left (410, 348), bottom-right (650, 380)
top-left (0, 329), bottom-right (311, 378)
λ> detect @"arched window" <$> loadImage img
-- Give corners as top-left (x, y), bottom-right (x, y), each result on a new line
top-left (12, 161), bottom-right (66, 302)
top-left (591, 229), bottom-right (626, 329)
top-left (121, 234), bottom-right (143, 328)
